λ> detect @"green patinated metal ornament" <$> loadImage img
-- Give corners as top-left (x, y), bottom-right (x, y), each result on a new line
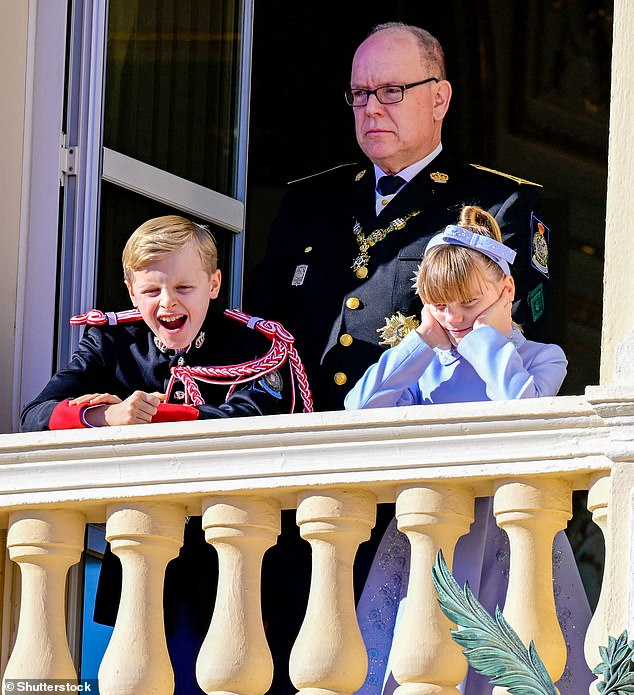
top-left (432, 550), bottom-right (556, 694)
top-left (432, 551), bottom-right (634, 694)
top-left (593, 630), bottom-right (634, 694)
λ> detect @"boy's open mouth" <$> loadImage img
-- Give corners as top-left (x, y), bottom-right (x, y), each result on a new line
top-left (159, 315), bottom-right (187, 330)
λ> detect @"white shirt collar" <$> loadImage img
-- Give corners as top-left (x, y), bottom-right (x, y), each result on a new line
top-left (374, 142), bottom-right (443, 187)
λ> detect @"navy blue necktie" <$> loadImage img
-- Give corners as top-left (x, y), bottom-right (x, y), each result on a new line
top-left (377, 175), bottom-right (406, 196)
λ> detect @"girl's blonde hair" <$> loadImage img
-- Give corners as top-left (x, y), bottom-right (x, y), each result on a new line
top-left (416, 206), bottom-right (506, 304)
top-left (122, 215), bottom-right (217, 283)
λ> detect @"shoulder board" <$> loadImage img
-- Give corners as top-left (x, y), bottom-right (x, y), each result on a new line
top-left (287, 163), bottom-right (359, 185)
top-left (469, 163), bottom-right (542, 187)
top-left (70, 308), bottom-right (142, 326)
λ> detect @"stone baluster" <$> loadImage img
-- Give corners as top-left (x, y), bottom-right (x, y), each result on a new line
top-left (493, 478), bottom-right (572, 691)
top-left (290, 489), bottom-right (376, 695)
top-left (390, 484), bottom-right (474, 695)
top-left (98, 502), bottom-right (185, 695)
top-left (3, 509), bottom-right (85, 683)
top-left (196, 496), bottom-right (280, 695)
top-left (585, 474), bottom-right (610, 694)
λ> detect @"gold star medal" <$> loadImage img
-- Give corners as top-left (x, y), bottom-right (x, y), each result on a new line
top-left (377, 312), bottom-right (420, 346)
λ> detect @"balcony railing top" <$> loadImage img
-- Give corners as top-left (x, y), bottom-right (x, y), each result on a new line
top-left (1, 388), bottom-right (632, 524)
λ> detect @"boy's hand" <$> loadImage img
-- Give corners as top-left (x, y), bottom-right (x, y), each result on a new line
top-left (473, 287), bottom-right (513, 335)
top-left (84, 391), bottom-right (166, 426)
top-left (416, 305), bottom-right (451, 350)
top-left (69, 393), bottom-right (122, 407)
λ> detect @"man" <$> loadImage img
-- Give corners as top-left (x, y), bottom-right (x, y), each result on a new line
top-left (251, 23), bottom-right (551, 694)
top-left (247, 22), bottom-right (550, 413)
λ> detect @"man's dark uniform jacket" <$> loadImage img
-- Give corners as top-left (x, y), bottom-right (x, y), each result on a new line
top-left (20, 309), bottom-right (283, 431)
top-left (247, 150), bottom-right (550, 413)
top-left (247, 151), bottom-right (551, 695)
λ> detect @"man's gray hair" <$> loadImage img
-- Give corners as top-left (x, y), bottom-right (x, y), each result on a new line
top-left (369, 22), bottom-right (446, 80)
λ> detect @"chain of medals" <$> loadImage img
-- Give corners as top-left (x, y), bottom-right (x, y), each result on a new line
top-left (351, 210), bottom-right (420, 278)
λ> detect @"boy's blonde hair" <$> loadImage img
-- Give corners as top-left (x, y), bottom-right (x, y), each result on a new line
top-left (417, 206), bottom-right (506, 304)
top-left (122, 215), bottom-right (218, 283)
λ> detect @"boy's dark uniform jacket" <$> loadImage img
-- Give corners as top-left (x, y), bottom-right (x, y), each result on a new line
top-left (20, 310), bottom-right (284, 642)
top-left (20, 310), bottom-right (283, 432)
top-left (247, 150), bottom-right (550, 413)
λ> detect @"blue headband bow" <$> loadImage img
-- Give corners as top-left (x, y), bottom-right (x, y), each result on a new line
top-left (425, 225), bottom-right (516, 275)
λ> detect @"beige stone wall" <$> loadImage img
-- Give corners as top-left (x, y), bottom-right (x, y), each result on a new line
top-left (601, 1), bottom-right (634, 385)
top-left (0, 1), bottom-right (29, 433)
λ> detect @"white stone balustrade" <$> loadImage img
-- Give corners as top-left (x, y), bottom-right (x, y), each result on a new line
top-left (3, 509), bottom-right (85, 685)
top-left (290, 489), bottom-right (376, 695)
top-left (98, 502), bottom-right (186, 695)
top-left (197, 495), bottom-right (280, 695)
top-left (585, 474), bottom-right (611, 695)
top-left (390, 484), bottom-right (474, 695)
top-left (0, 392), bottom-right (631, 693)
top-left (493, 479), bottom-right (572, 692)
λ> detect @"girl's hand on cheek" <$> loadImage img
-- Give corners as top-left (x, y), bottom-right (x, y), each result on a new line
top-left (417, 305), bottom-right (452, 350)
top-left (473, 286), bottom-right (513, 335)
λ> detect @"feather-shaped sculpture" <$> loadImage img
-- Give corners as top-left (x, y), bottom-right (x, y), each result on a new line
top-left (432, 549), bottom-right (557, 694)
top-left (593, 630), bottom-right (634, 694)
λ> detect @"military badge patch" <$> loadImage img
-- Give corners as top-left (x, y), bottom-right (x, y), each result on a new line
top-left (528, 283), bottom-right (545, 322)
top-left (530, 213), bottom-right (550, 278)
top-left (264, 369), bottom-right (284, 396)
top-left (430, 171), bottom-right (449, 183)
top-left (259, 370), bottom-right (283, 398)
top-left (291, 264), bottom-right (308, 286)
top-left (355, 169), bottom-right (367, 181)
top-left (377, 312), bottom-right (420, 347)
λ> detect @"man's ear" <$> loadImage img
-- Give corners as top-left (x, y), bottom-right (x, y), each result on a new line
top-left (433, 79), bottom-right (452, 122)
top-left (209, 269), bottom-right (222, 300)
top-left (125, 280), bottom-right (138, 307)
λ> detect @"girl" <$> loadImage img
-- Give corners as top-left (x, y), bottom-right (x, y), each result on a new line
top-left (345, 206), bottom-right (592, 694)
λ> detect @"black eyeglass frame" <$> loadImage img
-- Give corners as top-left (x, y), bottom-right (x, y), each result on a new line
top-left (344, 77), bottom-right (439, 107)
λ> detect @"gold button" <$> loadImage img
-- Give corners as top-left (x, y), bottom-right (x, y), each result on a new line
top-left (304, 246), bottom-right (313, 253)
top-left (355, 267), bottom-right (368, 279)
top-left (346, 297), bottom-right (360, 310)
top-left (333, 372), bottom-right (347, 386)
top-left (381, 199), bottom-right (388, 206)
top-left (339, 333), bottom-right (353, 346)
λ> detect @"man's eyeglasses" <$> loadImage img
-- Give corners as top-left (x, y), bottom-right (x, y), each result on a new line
top-left (344, 78), bottom-right (439, 107)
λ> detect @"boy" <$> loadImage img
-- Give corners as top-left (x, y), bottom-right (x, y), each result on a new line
top-left (20, 215), bottom-right (284, 432)
top-left (20, 215), bottom-right (293, 694)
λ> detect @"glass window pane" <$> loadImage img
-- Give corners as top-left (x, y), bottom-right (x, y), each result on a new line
top-left (104, 0), bottom-right (242, 197)
top-left (97, 181), bottom-right (233, 310)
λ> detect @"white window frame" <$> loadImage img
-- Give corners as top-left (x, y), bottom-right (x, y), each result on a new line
top-left (13, 0), bottom-right (70, 430)
top-left (14, 0), bottom-right (255, 427)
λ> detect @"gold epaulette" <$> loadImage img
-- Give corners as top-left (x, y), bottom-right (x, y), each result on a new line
top-left (469, 163), bottom-right (543, 187)
top-left (287, 163), bottom-right (358, 185)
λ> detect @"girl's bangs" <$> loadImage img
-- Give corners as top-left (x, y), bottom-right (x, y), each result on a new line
top-left (418, 247), bottom-right (492, 304)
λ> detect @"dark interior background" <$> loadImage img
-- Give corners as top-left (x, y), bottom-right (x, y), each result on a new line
top-left (245, 0), bottom-right (611, 401)
top-left (245, 0), bottom-right (611, 607)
